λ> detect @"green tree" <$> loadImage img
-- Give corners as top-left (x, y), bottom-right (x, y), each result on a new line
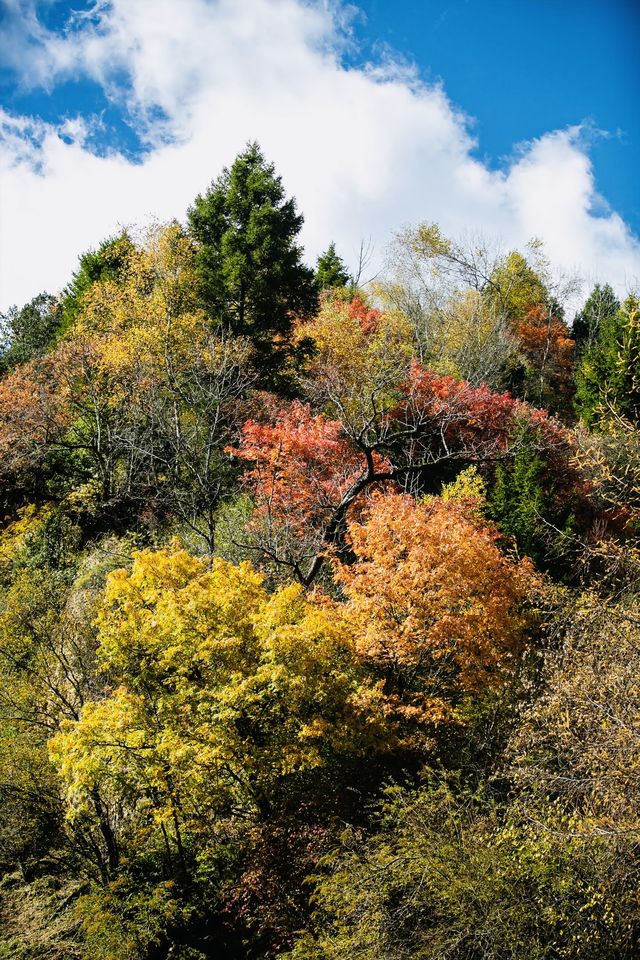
top-left (187, 142), bottom-right (317, 389)
top-left (575, 294), bottom-right (640, 426)
top-left (572, 283), bottom-right (620, 354)
top-left (489, 423), bottom-right (574, 569)
top-left (0, 292), bottom-right (61, 370)
top-left (490, 428), bottom-right (546, 559)
top-left (315, 243), bottom-right (350, 291)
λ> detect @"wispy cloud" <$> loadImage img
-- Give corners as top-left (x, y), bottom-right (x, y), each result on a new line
top-left (1, 0), bottom-right (638, 310)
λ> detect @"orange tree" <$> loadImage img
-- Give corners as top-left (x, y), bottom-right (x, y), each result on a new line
top-left (336, 490), bottom-right (538, 728)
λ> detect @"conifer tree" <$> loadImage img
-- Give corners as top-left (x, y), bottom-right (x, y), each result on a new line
top-left (490, 426), bottom-right (548, 561)
top-left (187, 142), bottom-right (317, 388)
top-left (575, 294), bottom-right (640, 426)
top-left (488, 423), bottom-right (574, 569)
top-left (315, 242), bottom-right (350, 291)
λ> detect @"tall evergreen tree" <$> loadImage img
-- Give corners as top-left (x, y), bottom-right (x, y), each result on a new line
top-left (315, 242), bottom-right (350, 291)
top-left (575, 294), bottom-right (640, 426)
top-left (572, 283), bottom-right (620, 354)
top-left (187, 142), bottom-right (317, 389)
top-left (489, 425), bottom-right (549, 563)
top-left (488, 422), bottom-right (576, 572)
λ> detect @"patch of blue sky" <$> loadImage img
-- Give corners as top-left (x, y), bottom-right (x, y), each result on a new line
top-left (347, 0), bottom-right (640, 232)
top-left (2, 1), bottom-right (637, 228)
top-left (1, 74), bottom-right (152, 160)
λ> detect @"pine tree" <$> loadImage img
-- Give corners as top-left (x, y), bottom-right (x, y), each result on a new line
top-left (187, 142), bottom-right (317, 389)
top-left (575, 294), bottom-right (640, 426)
top-left (490, 426), bottom-right (548, 562)
top-left (488, 423), bottom-right (575, 570)
top-left (315, 242), bottom-right (350, 290)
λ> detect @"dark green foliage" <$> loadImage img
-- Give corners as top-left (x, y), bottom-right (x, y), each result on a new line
top-left (22, 510), bottom-right (82, 574)
top-left (575, 294), bottom-right (640, 426)
top-left (489, 423), bottom-right (574, 569)
top-left (187, 142), bottom-right (317, 387)
top-left (0, 293), bottom-right (61, 370)
top-left (315, 243), bottom-right (350, 291)
top-left (490, 425), bottom-right (548, 558)
top-left (59, 232), bottom-right (135, 333)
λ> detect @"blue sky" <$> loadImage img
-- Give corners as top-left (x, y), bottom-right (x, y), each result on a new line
top-left (1, 0), bottom-right (639, 309)
top-left (353, 0), bottom-right (639, 234)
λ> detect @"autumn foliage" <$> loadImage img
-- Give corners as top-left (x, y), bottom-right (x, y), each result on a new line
top-left (1, 189), bottom-right (638, 960)
top-left (397, 360), bottom-right (569, 454)
top-left (337, 491), bottom-right (537, 724)
top-left (50, 549), bottom-right (392, 838)
top-left (0, 355), bottom-right (71, 477)
top-left (233, 356), bottom-right (574, 582)
top-left (233, 401), bottom-right (383, 539)
top-left (516, 304), bottom-right (575, 407)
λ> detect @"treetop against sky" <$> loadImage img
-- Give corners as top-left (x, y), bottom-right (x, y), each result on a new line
top-left (0, 0), bottom-right (638, 310)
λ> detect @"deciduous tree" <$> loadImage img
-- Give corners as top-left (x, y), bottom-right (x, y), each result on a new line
top-left (50, 550), bottom-right (390, 868)
top-left (336, 491), bottom-right (537, 726)
top-left (233, 361), bottom-right (571, 583)
top-left (572, 283), bottom-right (620, 354)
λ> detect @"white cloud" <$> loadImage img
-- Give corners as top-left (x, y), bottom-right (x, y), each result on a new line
top-left (1, 0), bottom-right (639, 311)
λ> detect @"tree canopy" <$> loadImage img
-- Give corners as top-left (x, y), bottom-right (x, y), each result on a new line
top-left (0, 154), bottom-right (638, 959)
top-left (187, 142), bottom-right (318, 389)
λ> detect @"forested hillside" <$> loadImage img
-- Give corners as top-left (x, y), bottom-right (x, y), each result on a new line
top-left (1, 143), bottom-right (639, 959)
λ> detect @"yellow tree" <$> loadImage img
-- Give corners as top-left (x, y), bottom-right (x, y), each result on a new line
top-left (296, 293), bottom-right (413, 433)
top-left (50, 550), bottom-right (390, 870)
top-left (65, 222), bottom-right (253, 546)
